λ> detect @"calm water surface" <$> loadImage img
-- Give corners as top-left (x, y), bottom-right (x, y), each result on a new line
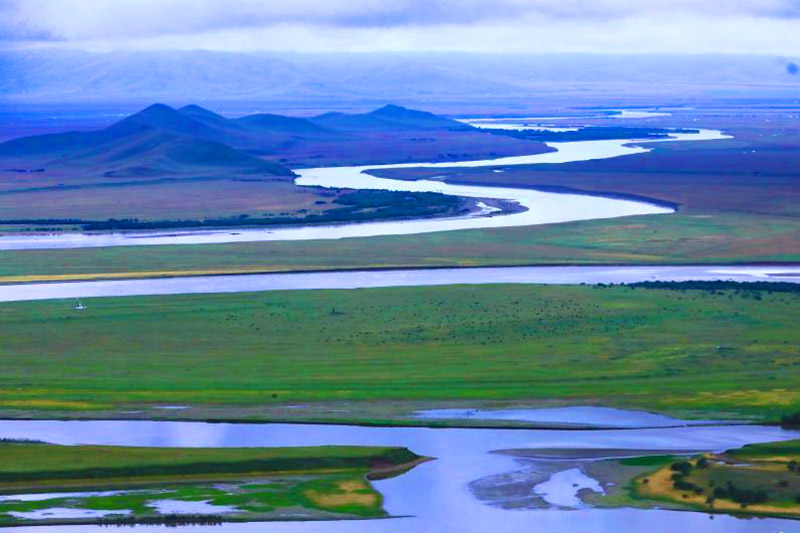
top-left (415, 406), bottom-right (723, 428)
top-left (0, 127), bottom-right (728, 251)
top-left (1, 418), bottom-right (798, 532)
top-left (1, 265), bottom-right (797, 302)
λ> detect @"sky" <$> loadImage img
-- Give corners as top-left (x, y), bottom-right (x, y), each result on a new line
top-left (2, 0), bottom-right (799, 56)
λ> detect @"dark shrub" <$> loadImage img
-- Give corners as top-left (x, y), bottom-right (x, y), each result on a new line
top-left (781, 413), bottom-right (800, 429)
top-left (671, 461), bottom-right (693, 476)
top-left (673, 480), bottom-right (698, 492)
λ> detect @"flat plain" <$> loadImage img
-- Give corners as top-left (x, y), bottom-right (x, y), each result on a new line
top-left (0, 283), bottom-right (797, 423)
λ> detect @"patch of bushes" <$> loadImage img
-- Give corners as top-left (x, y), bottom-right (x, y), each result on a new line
top-left (629, 280), bottom-right (800, 294)
top-left (670, 461), bottom-right (693, 476)
top-left (715, 482), bottom-right (770, 505)
top-left (781, 413), bottom-right (800, 429)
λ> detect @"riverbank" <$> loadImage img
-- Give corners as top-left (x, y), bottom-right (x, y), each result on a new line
top-left (0, 442), bottom-right (425, 527)
top-left (0, 129), bottom-right (736, 251)
top-left (584, 440), bottom-right (800, 520)
top-left (1, 264), bottom-right (798, 300)
top-left (1, 418), bottom-right (798, 533)
top-left (0, 210), bottom-right (796, 282)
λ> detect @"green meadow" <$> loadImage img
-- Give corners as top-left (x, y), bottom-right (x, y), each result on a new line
top-left (0, 283), bottom-right (798, 421)
top-left (0, 442), bottom-right (421, 526)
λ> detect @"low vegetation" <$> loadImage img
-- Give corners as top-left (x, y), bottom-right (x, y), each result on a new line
top-left (0, 189), bottom-right (464, 231)
top-left (630, 440), bottom-right (800, 519)
top-left (0, 442), bottom-right (423, 526)
top-left (1, 210), bottom-right (798, 284)
top-left (488, 126), bottom-right (699, 142)
top-left (0, 283), bottom-right (797, 422)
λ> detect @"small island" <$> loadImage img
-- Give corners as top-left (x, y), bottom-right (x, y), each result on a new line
top-left (0, 441), bottom-right (426, 527)
top-left (587, 439), bottom-right (800, 520)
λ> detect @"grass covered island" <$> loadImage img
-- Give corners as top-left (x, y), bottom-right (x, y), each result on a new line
top-left (0, 281), bottom-right (798, 423)
top-left (591, 440), bottom-right (800, 520)
top-left (0, 441), bottom-right (424, 527)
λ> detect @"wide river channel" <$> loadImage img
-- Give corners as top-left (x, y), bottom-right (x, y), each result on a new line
top-left (2, 419), bottom-right (799, 532)
top-left (0, 126), bottom-right (728, 250)
top-left (1, 264), bottom-right (799, 302)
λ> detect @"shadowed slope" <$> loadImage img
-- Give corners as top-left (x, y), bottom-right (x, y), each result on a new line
top-left (310, 104), bottom-right (470, 131)
top-left (0, 104), bottom-right (296, 178)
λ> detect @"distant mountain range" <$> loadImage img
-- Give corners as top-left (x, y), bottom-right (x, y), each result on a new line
top-left (0, 103), bottom-right (470, 178)
top-left (2, 50), bottom-right (798, 105)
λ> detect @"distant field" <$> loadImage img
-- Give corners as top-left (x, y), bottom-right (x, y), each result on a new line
top-left (1, 108), bottom-right (798, 281)
top-left (0, 104), bottom-right (547, 224)
top-left (0, 178), bottom-right (329, 221)
top-left (0, 210), bottom-right (796, 283)
top-left (0, 283), bottom-right (797, 421)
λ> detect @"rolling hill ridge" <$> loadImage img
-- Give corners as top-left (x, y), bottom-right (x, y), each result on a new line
top-left (0, 103), bottom-right (473, 179)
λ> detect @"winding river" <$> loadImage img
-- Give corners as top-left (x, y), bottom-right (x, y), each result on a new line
top-left (0, 127), bottom-right (728, 251)
top-left (2, 418), bottom-right (800, 532)
top-left (3, 115), bottom-right (793, 531)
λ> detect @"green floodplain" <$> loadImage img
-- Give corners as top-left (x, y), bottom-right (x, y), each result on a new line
top-left (0, 441), bottom-right (422, 527)
top-left (583, 439), bottom-right (800, 520)
top-left (0, 211), bottom-right (797, 284)
top-left (0, 282), bottom-right (798, 423)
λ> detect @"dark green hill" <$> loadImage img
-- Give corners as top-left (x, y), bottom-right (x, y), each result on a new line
top-left (177, 104), bottom-right (231, 126)
top-left (117, 103), bottom-right (223, 141)
top-left (235, 113), bottom-right (343, 139)
top-left (0, 104), bottom-right (295, 178)
top-left (68, 129), bottom-right (293, 178)
top-left (368, 104), bottom-right (466, 129)
top-left (0, 103), bottom-right (469, 178)
top-left (310, 104), bottom-right (468, 131)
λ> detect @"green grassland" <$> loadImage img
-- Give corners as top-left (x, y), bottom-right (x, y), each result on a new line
top-left (0, 442), bottom-right (422, 526)
top-left (0, 284), bottom-right (797, 421)
top-left (1, 210), bottom-right (797, 283)
top-left (729, 440), bottom-right (800, 461)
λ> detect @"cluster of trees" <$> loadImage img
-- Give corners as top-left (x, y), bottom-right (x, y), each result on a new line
top-left (629, 280), bottom-right (800, 294)
top-left (488, 126), bottom-right (699, 143)
top-left (670, 460), bottom-right (705, 494)
top-left (668, 458), bottom-right (800, 507)
top-left (712, 482), bottom-right (770, 505)
top-left (101, 514), bottom-right (224, 526)
top-left (0, 190), bottom-right (463, 231)
top-left (781, 412), bottom-right (800, 428)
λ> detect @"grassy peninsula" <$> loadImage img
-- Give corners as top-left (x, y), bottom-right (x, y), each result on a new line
top-left (0, 441), bottom-right (423, 527)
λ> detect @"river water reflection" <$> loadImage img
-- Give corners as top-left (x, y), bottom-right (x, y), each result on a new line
top-left (0, 128), bottom-right (729, 251)
top-left (1, 265), bottom-right (798, 302)
top-left (1, 418), bottom-right (799, 532)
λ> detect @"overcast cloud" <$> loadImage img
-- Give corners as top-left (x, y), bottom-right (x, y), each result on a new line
top-left (2, 0), bottom-right (799, 55)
